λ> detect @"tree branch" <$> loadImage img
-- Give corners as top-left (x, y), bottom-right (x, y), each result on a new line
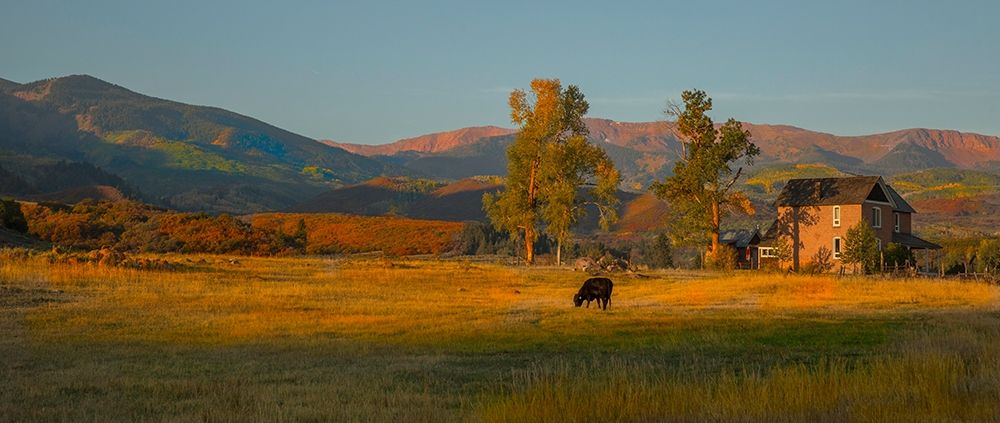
top-left (722, 167), bottom-right (743, 194)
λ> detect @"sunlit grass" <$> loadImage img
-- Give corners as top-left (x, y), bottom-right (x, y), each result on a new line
top-left (1, 254), bottom-right (998, 421)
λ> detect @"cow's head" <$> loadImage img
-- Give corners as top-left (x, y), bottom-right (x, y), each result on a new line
top-left (573, 294), bottom-right (584, 307)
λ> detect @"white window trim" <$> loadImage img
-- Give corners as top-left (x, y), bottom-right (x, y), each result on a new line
top-left (894, 213), bottom-right (900, 233)
top-left (833, 237), bottom-right (842, 260)
top-left (876, 238), bottom-right (882, 250)
top-left (832, 205), bottom-right (841, 227)
top-left (759, 247), bottom-right (777, 258)
top-left (872, 207), bottom-right (882, 228)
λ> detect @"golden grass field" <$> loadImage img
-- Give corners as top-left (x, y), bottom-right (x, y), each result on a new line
top-left (1, 254), bottom-right (999, 422)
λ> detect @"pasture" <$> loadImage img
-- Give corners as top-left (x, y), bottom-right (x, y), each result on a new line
top-left (1, 255), bottom-right (998, 422)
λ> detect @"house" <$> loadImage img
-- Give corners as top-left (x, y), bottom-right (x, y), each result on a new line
top-left (764, 175), bottom-right (940, 272)
top-left (719, 228), bottom-right (761, 269)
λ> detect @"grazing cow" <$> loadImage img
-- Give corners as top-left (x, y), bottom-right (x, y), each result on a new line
top-left (573, 277), bottom-right (613, 310)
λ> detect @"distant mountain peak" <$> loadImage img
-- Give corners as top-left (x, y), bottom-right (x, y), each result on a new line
top-left (325, 125), bottom-right (516, 156)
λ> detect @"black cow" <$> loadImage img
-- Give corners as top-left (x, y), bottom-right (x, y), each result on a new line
top-left (573, 277), bottom-right (613, 310)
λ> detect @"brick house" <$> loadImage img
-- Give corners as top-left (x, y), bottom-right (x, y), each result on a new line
top-left (761, 175), bottom-right (940, 272)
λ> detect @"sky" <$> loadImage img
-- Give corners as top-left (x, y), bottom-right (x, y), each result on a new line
top-left (1, 0), bottom-right (999, 144)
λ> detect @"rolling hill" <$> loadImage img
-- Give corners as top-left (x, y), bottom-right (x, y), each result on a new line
top-left (0, 75), bottom-right (393, 213)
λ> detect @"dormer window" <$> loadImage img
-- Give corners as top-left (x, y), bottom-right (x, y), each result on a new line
top-left (872, 207), bottom-right (882, 228)
top-left (832, 206), bottom-right (841, 227)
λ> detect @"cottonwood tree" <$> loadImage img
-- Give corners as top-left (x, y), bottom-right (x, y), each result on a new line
top-left (484, 79), bottom-right (619, 265)
top-left (651, 90), bottom-right (760, 262)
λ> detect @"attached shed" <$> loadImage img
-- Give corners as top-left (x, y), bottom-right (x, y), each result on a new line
top-left (719, 229), bottom-right (762, 269)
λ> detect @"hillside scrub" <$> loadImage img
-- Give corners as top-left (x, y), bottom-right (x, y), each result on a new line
top-left (0, 198), bottom-right (28, 232)
top-left (251, 213), bottom-right (463, 256)
top-left (20, 199), bottom-right (463, 256)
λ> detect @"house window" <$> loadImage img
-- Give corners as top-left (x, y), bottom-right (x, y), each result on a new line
top-left (833, 237), bottom-right (842, 259)
top-left (894, 213), bottom-right (900, 233)
top-left (872, 207), bottom-right (882, 228)
top-left (759, 247), bottom-right (777, 258)
top-left (832, 206), bottom-right (841, 227)
top-left (876, 238), bottom-right (882, 250)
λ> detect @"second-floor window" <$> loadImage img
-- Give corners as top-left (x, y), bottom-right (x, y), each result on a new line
top-left (894, 213), bottom-right (900, 233)
top-left (872, 207), bottom-right (882, 228)
top-left (832, 205), bottom-right (841, 227)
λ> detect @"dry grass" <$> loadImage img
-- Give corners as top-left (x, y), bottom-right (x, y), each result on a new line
top-left (1, 255), bottom-right (998, 421)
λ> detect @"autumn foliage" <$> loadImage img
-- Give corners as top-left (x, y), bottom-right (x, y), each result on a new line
top-left (20, 199), bottom-right (463, 256)
top-left (251, 213), bottom-right (463, 256)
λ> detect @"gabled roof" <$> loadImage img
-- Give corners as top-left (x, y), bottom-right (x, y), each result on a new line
top-left (775, 176), bottom-right (880, 207)
top-left (719, 229), bottom-right (761, 248)
top-left (884, 184), bottom-right (916, 213)
top-left (760, 219), bottom-right (779, 241)
top-left (774, 175), bottom-right (914, 212)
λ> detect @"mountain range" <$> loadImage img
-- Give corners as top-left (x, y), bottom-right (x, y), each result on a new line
top-left (331, 118), bottom-right (1000, 189)
top-left (2, 74), bottom-right (1000, 237)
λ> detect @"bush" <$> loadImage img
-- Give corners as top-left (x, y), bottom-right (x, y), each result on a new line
top-left (0, 199), bottom-right (28, 232)
top-left (976, 238), bottom-right (1000, 273)
top-left (705, 245), bottom-right (737, 271)
top-left (883, 243), bottom-right (915, 269)
top-left (809, 246), bottom-right (833, 274)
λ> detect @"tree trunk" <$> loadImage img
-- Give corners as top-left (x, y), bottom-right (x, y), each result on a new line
top-left (708, 201), bottom-right (721, 258)
top-left (523, 159), bottom-right (539, 265)
top-left (524, 226), bottom-right (535, 266)
top-left (556, 237), bottom-right (562, 266)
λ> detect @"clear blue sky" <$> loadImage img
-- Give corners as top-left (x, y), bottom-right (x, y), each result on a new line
top-left (2, 0), bottom-right (998, 144)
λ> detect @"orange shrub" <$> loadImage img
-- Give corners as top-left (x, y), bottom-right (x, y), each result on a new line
top-left (251, 213), bottom-right (464, 256)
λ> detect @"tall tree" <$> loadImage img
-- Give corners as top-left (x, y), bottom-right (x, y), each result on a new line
top-left (484, 79), bottom-right (619, 265)
top-left (540, 135), bottom-right (619, 265)
top-left (651, 90), bottom-right (760, 260)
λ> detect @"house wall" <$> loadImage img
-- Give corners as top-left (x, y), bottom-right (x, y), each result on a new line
top-left (862, 201), bottom-right (895, 247)
top-left (776, 202), bottom-right (912, 271)
top-left (896, 211), bottom-right (912, 234)
top-left (776, 204), bottom-right (861, 270)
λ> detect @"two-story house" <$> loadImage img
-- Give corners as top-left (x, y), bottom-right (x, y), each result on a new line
top-left (763, 175), bottom-right (940, 271)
